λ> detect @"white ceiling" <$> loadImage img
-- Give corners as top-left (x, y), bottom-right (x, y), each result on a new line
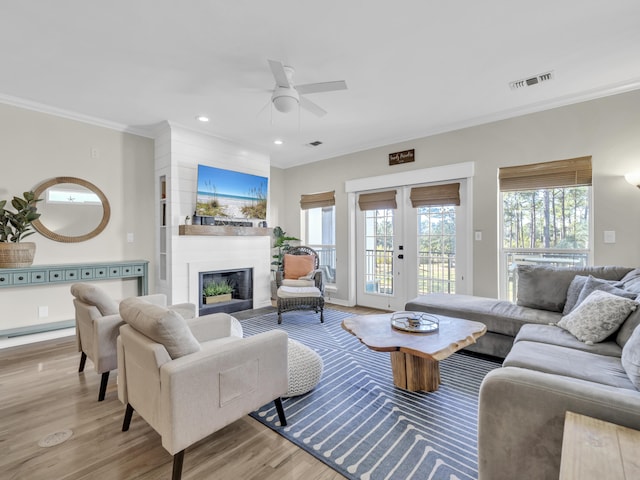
top-left (2, 1), bottom-right (640, 169)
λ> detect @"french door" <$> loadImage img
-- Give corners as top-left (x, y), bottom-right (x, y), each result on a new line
top-left (355, 183), bottom-right (468, 310)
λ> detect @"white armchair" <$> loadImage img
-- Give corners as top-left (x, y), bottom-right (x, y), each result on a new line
top-left (117, 297), bottom-right (288, 480)
top-left (70, 283), bottom-right (196, 401)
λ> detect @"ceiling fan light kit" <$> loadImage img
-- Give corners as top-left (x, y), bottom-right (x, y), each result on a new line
top-left (272, 87), bottom-right (299, 113)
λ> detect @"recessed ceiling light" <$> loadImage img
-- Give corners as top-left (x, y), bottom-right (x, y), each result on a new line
top-left (196, 115), bottom-right (209, 122)
top-left (274, 139), bottom-right (284, 145)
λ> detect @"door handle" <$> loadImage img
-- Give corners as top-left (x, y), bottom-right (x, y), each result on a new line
top-left (397, 254), bottom-right (404, 259)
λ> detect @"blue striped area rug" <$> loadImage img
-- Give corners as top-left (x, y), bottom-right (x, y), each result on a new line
top-left (242, 308), bottom-right (500, 480)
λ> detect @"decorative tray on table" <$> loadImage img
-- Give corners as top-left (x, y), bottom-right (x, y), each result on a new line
top-left (390, 311), bottom-right (439, 333)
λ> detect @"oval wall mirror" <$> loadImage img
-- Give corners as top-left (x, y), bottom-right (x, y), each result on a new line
top-left (32, 177), bottom-right (111, 243)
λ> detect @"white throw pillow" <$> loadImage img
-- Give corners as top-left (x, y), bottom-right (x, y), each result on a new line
top-left (557, 290), bottom-right (638, 343)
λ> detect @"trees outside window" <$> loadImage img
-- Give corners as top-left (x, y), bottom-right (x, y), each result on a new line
top-left (501, 185), bottom-right (590, 300)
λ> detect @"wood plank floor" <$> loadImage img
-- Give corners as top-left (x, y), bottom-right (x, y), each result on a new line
top-left (0, 304), bottom-right (384, 480)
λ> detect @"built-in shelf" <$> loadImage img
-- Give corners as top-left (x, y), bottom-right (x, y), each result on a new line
top-left (179, 225), bottom-right (272, 237)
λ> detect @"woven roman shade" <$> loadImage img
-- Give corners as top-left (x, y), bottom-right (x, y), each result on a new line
top-left (358, 190), bottom-right (397, 210)
top-left (300, 190), bottom-right (335, 210)
top-left (499, 156), bottom-right (592, 191)
top-left (410, 183), bottom-right (460, 207)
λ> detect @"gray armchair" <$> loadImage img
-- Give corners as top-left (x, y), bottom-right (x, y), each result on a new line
top-left (275, 246), bottom-right (325, 324)
top-left (117, 297), bottom-right (288, 480)
top-left (70, 283), bottom-right (195, 401)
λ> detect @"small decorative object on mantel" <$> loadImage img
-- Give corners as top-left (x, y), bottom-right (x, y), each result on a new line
top-left (0, 191), bottom-right (41, 268)
top-left (185, 215), bottom-right (191, 225)
top-left (389, 148), bottom-right (415, 166)
top-left (390, 311), bottom-right (439, 333)
top-left (202, 280), bottom-right (234, 304)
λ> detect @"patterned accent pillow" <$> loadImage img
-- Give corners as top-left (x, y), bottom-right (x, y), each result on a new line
top-left (557, 290), bottom-right (638, 343)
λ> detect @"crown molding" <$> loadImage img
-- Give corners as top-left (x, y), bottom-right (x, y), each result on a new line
top-left (0, 93), bottom-right (155, 138)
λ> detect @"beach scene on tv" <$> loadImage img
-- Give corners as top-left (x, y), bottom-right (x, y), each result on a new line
top-left (196, 165), bottom-right (268, 220)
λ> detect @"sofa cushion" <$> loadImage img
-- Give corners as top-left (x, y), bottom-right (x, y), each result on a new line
top-left (405, 293), bottom-right (561, 337)
top-left (70, 283), bottom-right (119, 316)
top-left (574, 275), bottom-right (636, 307)
top-left (557, 290), bottom-right (638, 343)
top-left (514, 324), bottom-right (622, 357)
top-left (516, 265), bottom-right (633, 313)
top-left (621, 325), bottom-right (640, 389)
top-left (504, 340), bottom-right (636, 390)
top-left (119, 297), bottom-right (201, 359)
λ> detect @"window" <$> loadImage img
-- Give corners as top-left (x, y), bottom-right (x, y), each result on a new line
top-left (417, 206), bottom-right (456, 294)
top-left (499, 157), bottom-right (592, 300)
top-left (412, 183), bottom-right (460, 295)
top-left (301, 191), bottom-right (336, 284)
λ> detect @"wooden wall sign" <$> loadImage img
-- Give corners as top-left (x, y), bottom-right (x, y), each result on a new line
top-left (389, 149), bottom-right (415, 165)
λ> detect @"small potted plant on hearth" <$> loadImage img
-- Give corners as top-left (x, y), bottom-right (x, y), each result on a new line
top-left (0, 191), bottom-right (41, 268)
top-left (202, 279), bottom-right (234, 304)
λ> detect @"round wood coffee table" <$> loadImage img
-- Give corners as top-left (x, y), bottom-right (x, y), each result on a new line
top-left (342, 313), bottom-right (486, 392)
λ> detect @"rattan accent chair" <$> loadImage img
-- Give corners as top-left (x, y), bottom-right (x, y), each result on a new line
top-left (275, 246), bottom-right (325, 324)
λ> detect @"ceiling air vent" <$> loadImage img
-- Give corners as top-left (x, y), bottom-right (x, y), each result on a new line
top-left (307, 140), bottom-right (323, 147)
top-left (509, 71), bottom-right (554, 90)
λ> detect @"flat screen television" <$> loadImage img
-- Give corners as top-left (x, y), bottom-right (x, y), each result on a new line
top-left (195, 164), bottom-right (268, 220)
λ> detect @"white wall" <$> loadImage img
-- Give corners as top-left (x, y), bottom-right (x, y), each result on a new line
top-left (279, 89), bottom-right (640, 302)
top-left (0, 102), bottom-right (155, 331)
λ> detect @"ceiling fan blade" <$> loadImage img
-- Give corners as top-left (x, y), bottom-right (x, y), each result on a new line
top-left (268, 59), bottom-right (291, 88)
top-left (296, 80), bottom-right (347, 95)
top-left (300, 96), bottom-right (327, 117)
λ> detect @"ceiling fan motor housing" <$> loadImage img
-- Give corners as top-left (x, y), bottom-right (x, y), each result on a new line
top-left (272, 86), bottom-right (299, 112)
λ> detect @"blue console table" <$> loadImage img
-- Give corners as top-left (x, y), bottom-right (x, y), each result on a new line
top-left (0, 260), bottom-right (149, 295)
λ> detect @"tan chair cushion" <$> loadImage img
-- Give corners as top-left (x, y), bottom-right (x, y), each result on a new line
top-left (70, 283), bottom-right (119, 316)
top-left (277, 286), bottom-right (322, 298)
top-left (119, 297), bottom-right (201, 359)
top-left (283, 254), bottom-right (315, 280)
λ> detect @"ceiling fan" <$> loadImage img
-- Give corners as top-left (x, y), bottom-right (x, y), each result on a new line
top-left (267, 59), bottom-right (347, 117)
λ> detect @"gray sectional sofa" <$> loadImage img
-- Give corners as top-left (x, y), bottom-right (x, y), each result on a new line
top-left (406, 265), bottom-right (640, 480)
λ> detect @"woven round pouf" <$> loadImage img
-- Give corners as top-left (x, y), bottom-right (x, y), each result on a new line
top-left (286, 339), bottom-right (324, 397)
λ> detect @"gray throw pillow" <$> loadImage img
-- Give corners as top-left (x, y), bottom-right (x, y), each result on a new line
top-left (621, 324), bottom-right (640, 389)
top-left (517, 265), bottom-right (577, 312)
top-left (562, 275), bottom-right (589, 315)
top-left (70, 283), bottom-right (119, 316)
top-left (557, 290), bottom-right (638, 343)
top-left (574, 275), bottom-right (634, 309)
top-left (616, 307), bottom-right (640, 349)
top-left (621, 268), bottom-right (640, 295)
top-left (119, 297), bottom-right (201, 359)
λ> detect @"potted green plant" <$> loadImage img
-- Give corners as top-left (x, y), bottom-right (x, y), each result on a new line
top-left (202, 279), bottom-right (234, 304)
top-left (271, 226), bottom-right (300, 272)
top-left (0, 191), bottom-right (41, 268)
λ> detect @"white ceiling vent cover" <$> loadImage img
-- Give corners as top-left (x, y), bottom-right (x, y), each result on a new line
top-left (509, 71), bottom-right (554, 90)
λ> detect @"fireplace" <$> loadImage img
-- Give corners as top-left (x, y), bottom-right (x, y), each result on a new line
top-left (199, 268), bottom-right (253, 315)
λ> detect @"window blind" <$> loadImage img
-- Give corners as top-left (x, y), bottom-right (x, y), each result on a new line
top-left (300, 190), bottom-right (335, 210)
top-left (358, 190), bottom-right (397, 210)
top-left (499, 156), bottom-right (592, 191)
top-left (410, 183), bottom-right (460, 207)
